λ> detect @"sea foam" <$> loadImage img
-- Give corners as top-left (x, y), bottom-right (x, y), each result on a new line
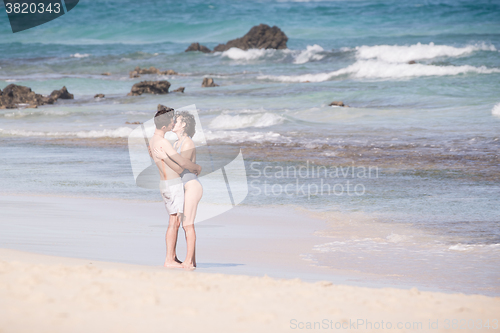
top-left (492, 103), bottom-right (500, 117)
top-left (0, 127), bottom-right (134, 138)
top-left (293, 44), bottom-right (325, 64)
top-left (209, 112), bottom-right (284, 130)
top-left (355, 42), bottom-right (496, 63)
top-left (259, 60), bottom-right (500, 82)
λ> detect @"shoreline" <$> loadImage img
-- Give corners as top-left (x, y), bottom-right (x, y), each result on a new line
top-left (0, 192), bottom-right (440, 293)
top-left (1, 248), bottom-right (499, 333)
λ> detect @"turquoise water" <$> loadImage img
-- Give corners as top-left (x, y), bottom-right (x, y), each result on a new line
top-left (1, 0), bottom-right (499, 294)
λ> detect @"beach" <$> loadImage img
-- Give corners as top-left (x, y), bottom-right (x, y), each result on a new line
top-left (1, 0), bottom-right (500, 331)
top-left (1, 248), bottom-right (499, 333)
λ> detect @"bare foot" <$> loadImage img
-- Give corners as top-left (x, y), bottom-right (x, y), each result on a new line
top-left (164, 260), bottom-right (183, 268)
top-left (181, 262), bottom-right (196, 270)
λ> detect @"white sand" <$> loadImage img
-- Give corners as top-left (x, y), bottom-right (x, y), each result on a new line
top-left (1, 249), bottom-right (499, 333)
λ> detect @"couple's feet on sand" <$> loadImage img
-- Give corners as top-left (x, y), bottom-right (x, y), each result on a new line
top-left (164, 257), bottom-right (196, 270)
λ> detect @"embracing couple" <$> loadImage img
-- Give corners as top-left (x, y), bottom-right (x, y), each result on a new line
top-left (149, 106), bottom-right (203, 270)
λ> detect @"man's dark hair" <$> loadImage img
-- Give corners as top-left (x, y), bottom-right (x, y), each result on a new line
top-left (154, 105), bottom-right (175, 129)
top-left (177, 111), bottom-right (196, 138)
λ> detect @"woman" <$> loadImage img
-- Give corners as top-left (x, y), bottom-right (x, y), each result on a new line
top-left (172, 111), bottom-right (203, 269)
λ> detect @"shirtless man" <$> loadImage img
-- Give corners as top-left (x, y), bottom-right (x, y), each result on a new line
top-left (149, 106), bottom-right (201, 268)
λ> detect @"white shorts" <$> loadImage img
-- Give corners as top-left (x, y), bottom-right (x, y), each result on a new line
top-left (159, 179), bottom-right (184, 215)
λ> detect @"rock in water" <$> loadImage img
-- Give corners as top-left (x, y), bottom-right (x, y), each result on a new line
top-left (94, 93), bottom-right (105, 98)
top-left (128, 81), bottom-right (171, 96)
top-left (50, 86), bottom-right (74, 100)
top-left (329, 101), bottom-right (346, 107)
top-left (171, 87), bottom-right (185, 93)
top-left (408, 60), bottom-right (416, 64)
top-left (129, 66), bottom-right (178, 78)
top-left (0, 84), bottom-right (55, 109)
top-left (185, 43), bottom-right (212, 53)
top-left (101, 72), bottom-right (111, 76)
top-left (202, 78), bottom-right (218, 87)
top-left (213, 24), bottom-right (288, 52)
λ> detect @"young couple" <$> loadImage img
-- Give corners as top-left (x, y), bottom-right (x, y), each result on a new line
top-left (149, 106), bottom-right (203, 270)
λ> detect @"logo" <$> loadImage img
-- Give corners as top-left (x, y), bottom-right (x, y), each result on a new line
top-left (127, 104), bottom-right (249, 223)
top-left (3, 0), bottom-right (79, 33)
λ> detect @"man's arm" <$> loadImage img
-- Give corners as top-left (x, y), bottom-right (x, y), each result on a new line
top-left (154, 141), bottom-right (201, 175)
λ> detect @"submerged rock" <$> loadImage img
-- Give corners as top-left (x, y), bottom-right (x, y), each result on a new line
top-left (129, 66), bottom-right (178, 78)
top-left (171, 87), bottom-right (185, 93)
top-left (329, 101), bottom-right (348, 107)
top-left (213, 24), bottom-right (288, 52)
top-left (0, 84), bottom-right (55, 109)
top-left (94, 93), bottom-right (105, 98)
top-left (128, 81), bottom-right (171, 96)
top-left (201, 78), bottom-right (218, 87)
top-left (50, 86), bottom-right (74, 100)
top-left (185, 43), bottom-right (211, 53)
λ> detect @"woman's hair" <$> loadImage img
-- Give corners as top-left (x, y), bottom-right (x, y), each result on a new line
top-left (177, 111), bottom-right (196, 138)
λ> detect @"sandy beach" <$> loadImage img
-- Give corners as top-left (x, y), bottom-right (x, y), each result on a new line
top-left (1, 248), bottom-right (499, 333)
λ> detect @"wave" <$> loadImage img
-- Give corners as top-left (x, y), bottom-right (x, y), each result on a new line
top-left (354, 42), bottom-right (497, 63)
top-left (219, 45), bottom-right (325, 64)
top-left (492, 103), bottom-right (500, 117)
top-left (209, 112), bottom-right (284, 130)
top-left (70, 53), bottom-right (91, 58)
top-left (293, 44), bottom-right (325, 64)
top-left (220, 48), bottom-right (276, 61)
top-left (258, 60), bottom-right (500, 82)
top-left (2, 110), bottom-right (70, 119)
top-left (0, 127), bottom-right (133, 138)
top-left (205, 130), bottom-right (290, 144)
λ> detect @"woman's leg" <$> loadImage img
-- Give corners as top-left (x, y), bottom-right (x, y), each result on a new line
top-left (182, 180), bottom-right (203, 269)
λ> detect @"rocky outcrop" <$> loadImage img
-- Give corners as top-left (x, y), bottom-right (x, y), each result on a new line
top-left (94, 93), bottom-right (105, 98)
top-left (128, 81), bottom-right (171, 96)
top-left (129, 66), bottom-right (178, 78)
top-left (50, 86), bottom-right (74, 100)
top-left (408, 60), bottom-right (416, 64)
top-left (101, 72), bottom-right (111, 76)
top-left (329, 101), bottom-right (348, 107)
top-left (171, 87), bottom-right (185, 93)
top-left (125, 121), bottom-right (142, 124)
top-left (185, 43), bottom-right (211, 53)
top-left (202, 78), bottom-right (218, 87)
top-left (213, 24), bottom-right (288, 52)
top-left (0, 84), bottom-right (55, 109)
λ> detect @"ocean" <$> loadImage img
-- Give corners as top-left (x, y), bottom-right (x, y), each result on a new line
top-left (1, 0), bottom-right (499, 295)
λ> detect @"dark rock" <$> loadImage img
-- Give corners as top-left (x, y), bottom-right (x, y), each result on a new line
top-left (94, 93), bottom-right (105, 98)
top-left (202, 78), bottom-right (218, 88)
top-left (0, 84), bottom-right (55, 109)
top-left (128, 81), bottom-right (171, 96)
top-left (213, 24), bottom-right (288, 52)
top-left (408, 60), bottom-right (416, 64)
top-left (185, 42), bottom-right (212, 53)
top-left (129, 66), bottom-right (178, 78)
top-left (101, 72), bottom-right (111, 76)
top-left (50, 86), bottom-right (74, 100)
top-left (171, 87), bottom-right (185, 93)
top-left (126, 121), bottom-right (142, 125)
top-left (329, 101), bottom-right (346, 107)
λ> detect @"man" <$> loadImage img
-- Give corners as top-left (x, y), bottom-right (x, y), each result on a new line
top-left (149, 106), bottom-right (201, 268)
